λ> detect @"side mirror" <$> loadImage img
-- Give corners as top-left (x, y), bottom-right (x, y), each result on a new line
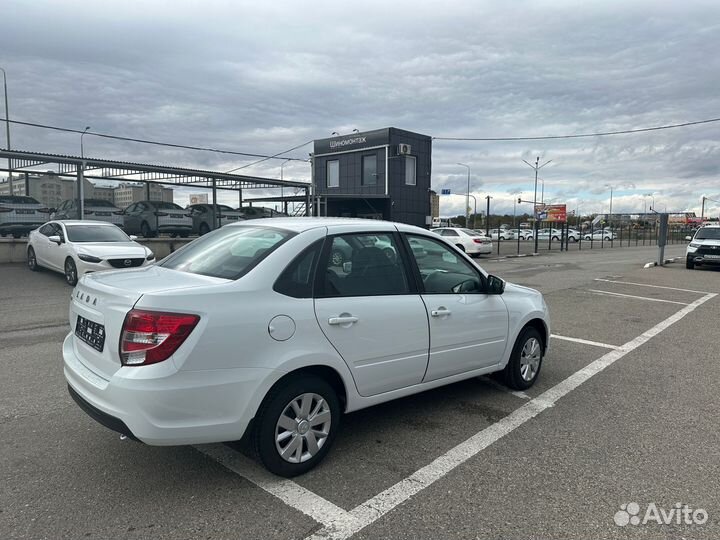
top-left (129, 235), bottom-right (138, 241)
top-left (48, 235), bottom-right (63, 245)
top-left (685, 235), bottom-right (692, 241)
top-left (486, 274), bottom-right (505, 295)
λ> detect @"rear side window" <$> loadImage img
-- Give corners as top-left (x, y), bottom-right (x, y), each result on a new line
top-left (274, 240), bottom-right (323, 298)
top-left (159, 226), bottom-right (294, 280)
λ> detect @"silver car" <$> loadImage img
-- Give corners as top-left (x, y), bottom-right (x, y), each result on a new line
top-left (0, 195), bottom-right (50, 238)
top-left (122, 201), bottom-right (193, 238)
top-left (53, 199), bottom-right (124, 227)
top-left (187, 204), bottom-right (246, 235)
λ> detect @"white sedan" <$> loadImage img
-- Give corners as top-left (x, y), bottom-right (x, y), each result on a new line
top-left (583, 229), bottom-right (615, 241)
top-left (63, 218), bottom-right (550, 477)
top-left (431, 227), bottom-right (493, 255)
top-left (27, 220), bottom-right (155, 286)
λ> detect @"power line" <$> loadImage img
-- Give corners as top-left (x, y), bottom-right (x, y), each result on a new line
top-left (433, 117), bottom-right (720, 141)
top-left (226, 140), bottom-right (312, 173)
top-left (0, 118), bottom-right (309, 162)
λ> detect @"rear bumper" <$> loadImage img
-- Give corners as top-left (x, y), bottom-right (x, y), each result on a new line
top-left (63, 333), bottom-right (277, 445)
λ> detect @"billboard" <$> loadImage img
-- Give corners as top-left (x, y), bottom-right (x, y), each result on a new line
top-left (535, 204), bottom-right (567, 222)
top-left (189, 193), bottom-right (208, 204)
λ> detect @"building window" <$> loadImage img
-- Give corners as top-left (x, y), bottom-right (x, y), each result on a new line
top-left (405, 156), bottom-right (416, 186)
top-left (326, 160), bottom-right (339, 188)
top-left (362, 155), bottom-right (377, 186)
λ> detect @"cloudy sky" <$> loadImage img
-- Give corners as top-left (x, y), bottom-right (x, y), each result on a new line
top-left (1, 0), bottom-right (719, 217)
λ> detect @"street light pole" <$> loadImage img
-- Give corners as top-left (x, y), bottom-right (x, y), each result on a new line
top-left (280, 158), bottom-right (291, 215)
top-left (79, 126), bottom-right (90, 221)
top-left (485, 195), bottom-right (492, 236)
top-left (523, 156), bottom-right (552, 254)
top-left (457, 163), bottom-right (471, 228)
top-left (1, 67), bottom-right (12, 193)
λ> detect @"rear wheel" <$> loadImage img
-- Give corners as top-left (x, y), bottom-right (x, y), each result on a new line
top-left (199, 222), bottom-right (210, 236)
top-left (456, 244), bottom-right (465, 252)
top-left (140, 221), bottom-right (155, 238)
top-left (64, 258), bottom-right (78, 286)
top-left (686, 257), bottom-right (695, 269)
top-left (502, 326), bottom-right (544, 390)
top-left (27, 246), bottom-right (39, 271)
top-left (253, 375), bottom-right (340, 477)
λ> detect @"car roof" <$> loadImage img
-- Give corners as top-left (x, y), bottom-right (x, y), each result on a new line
top-left (54, 220), bottom-right (117, 226)
top-left (227, 217), bottom-right (430, 234)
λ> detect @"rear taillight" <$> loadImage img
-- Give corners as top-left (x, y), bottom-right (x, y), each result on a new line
top-left (154, 211), bottom-right (168, 217)
top-left (0, 207), bottom-right (12, 213)
top-left (119, 309), bottom-right (200, 366)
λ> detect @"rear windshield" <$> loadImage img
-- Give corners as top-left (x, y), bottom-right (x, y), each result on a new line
top-left (462, 229), bottom-right (484, 236)
top-left (152, 201), bottom-right (183, 210)
top-left (696, 228), bottom-right (720, 240)
top-left (85, 199), bottom-right (115, 207)
top-left (0, 196), bottom-right (40, 204)
top-left (66, 225), bottom-right (130, 242)
top-left (159, 225), bottom-right (294, 279)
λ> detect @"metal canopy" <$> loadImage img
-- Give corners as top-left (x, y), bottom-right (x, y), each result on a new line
top-left (0, 149), bottom-right (309, 192)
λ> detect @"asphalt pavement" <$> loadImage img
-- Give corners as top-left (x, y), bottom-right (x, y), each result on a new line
top-left (2, 242), bottom-right (719, 539)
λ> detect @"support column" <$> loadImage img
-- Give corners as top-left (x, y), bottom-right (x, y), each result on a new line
top-left (78, 164), bottom-right (85, 221)
top-left (212, 179), bottom-right (218, 230)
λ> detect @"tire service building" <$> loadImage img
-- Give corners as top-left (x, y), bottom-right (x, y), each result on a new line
top-left (312, 128), bottom-right (432, 228)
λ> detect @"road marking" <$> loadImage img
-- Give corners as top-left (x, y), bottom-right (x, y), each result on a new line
top-left (550, 334), bottom-right (619, 350)
top-left (587, 289), bottom-right (689, 305)
top-left (306, 292), bottom-right (716, 540)
top-left (195, 444), bottom-right (356, 529)
top-left (593, 278), bottom-right (711, 295)
top-left (478, 375), bottom-right (531, 399)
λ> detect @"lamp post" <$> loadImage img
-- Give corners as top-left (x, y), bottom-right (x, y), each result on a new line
top-left (467, 194), bottom-right (477, 228)
top-left (605, 184), bottom-right (613, 228)
top-left (485, 195), bottom-right (492, 236)
top-left (457, 163), bottom-right (471, 228)
top-left (1, 67), bottom-right (12, 193)
top-left (79, 126), bottom-right (90, 221)
top-left (280, 158), bottom-right (291, 215)
top-left (523, 156), bottom-right (552, 254)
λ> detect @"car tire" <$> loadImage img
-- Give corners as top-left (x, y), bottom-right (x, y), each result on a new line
top-left (27, 246), bottom-right (39, 272)
top-left (552, 236), bottom-right (559, 241)
top-left (456, 244), bottom-right (465, 252)
top-left (253, 374), bottom-right (340, 477)
top-left (179, 232), bottom-right (189, 238)
top-left (502, 326), bottom-right (544, 391)
top-left (64, 257), bottom-right (78, 286)
top-left (199, 222), bottom-right (210, 236)
top-left (686, 258), bottom-right (695, 270)
top-left (330, 249), bottom-right (344, 267)
top-left (140, 221), bottom-right (155, 238)
top-left (526, 236), bottom-right (533, 241)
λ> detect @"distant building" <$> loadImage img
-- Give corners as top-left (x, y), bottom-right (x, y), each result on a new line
top-left (113, 183), bottom-right (174, 208)
top-left (430, 190), bottom-right (439, 219)
top-left (92, 186), bottom-right (116, 203)
top-left (0, 172), bottom-right (93, 209)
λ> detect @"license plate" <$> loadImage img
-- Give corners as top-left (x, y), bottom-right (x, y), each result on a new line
top-left (225, 216), bottom-right (238, 221)
top-left (75, 315), bottom-right (105, 352)
top-left (169, 214), bottom-right (183, 219)
top-left (704, 254), bottom-right (720, 259)
top-left (16, 209), bottom-right (35, 214)
top-left (95, 211), bottom-right (110, 216)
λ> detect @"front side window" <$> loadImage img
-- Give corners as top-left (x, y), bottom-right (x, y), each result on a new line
top-left (319, 233), bottom-right (409, 297)
top-left (160, 225), bottom-right (293, 280)
top-left (362, 155), bottom-right (377, 186)
top-left (39, 224), bottom-right (55, 236)
top-left (407, 235), bottom-right (485, 294)
top-left (405, 156), bottom-right (416, 185)
top-left (326, 160), bottom-right (339, 188)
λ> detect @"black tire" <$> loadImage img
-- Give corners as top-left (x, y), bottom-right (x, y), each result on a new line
top-left (253, 375), bottom-right (340, 477)
top-left (12, 232), bottom-right (22, 239)
top-left (140, 221), bottom-right (155, 238)
top-left (199, 222), bottom-right (210, 236)
top-left (330, 249), bottom-right (345, 267)
top-left (27, 246), bottom-right (39, 272)
top-left (64, 257), bottom-right (78, 286)
top-left (502, 326), bottom-right (544, 391)
top-left (179, 232), bottom-right (189, 238)
top-left (552, 236), bottom-right (559, 242)
top-left (526, 236), bottom-right (533, 241)
top-left (456, 244), bottom-right (465, 252)
top-left (686, 258), bottom-right (695, 270)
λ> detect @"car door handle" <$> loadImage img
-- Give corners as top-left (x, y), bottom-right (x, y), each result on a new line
top-left (328, 316), bottom-right (359, 326)
top-left (431, 308), bottom-right (451, 317)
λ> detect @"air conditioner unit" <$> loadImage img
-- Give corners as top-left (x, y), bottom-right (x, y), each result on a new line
top-left (397, 143), bottom-right (412, 155)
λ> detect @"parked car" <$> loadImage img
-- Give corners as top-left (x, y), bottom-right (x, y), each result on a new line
top-left (122, 201), bottom-right (193, 238)
top-left (537, 228), bottom-right (563, 241)
top-left (187, 203), bottom-right (246, 235)
top-left (431, 227), bottom-right (493, 256)
top-left (27, 220), bottom-right (154, 285)
top-left (53, 199), bottom-right (124, 227)
top-left (237, 206), bottom-right (289, 219)
top-left (583, 229), bottom-right (615, 241)
top-left (63, 218), bottom-right (550, 476)
top-left (0, 195), bottom-right (50, 238)
top-left (685, 225), bottom-right (720, 269)
top-left (328, 235), bottom-right (427, 267)
top-left (489, 228), bottom-right (516, 241)
top-left (566, 229), bottom-right (581, 242)
top-left (517, 229), bottom-right (534, 241)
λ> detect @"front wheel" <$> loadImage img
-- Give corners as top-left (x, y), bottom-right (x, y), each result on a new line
top-left (64, 258), bottom-right (78, 286)
top-left (140, 221), bottom-right (155, 238)
top-left (253, 375), bottom-right (340, 477)
top-left (27, 246), bottom-right (39, 271)
top-left (502, 326), bottom-right (544, 390)
top-left (686, 258), bottom-right (695, 269)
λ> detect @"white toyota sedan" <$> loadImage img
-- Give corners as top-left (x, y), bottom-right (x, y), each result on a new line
top-left (431, 227), bottom-right (493, 255)
top-left (28, 220), bottom-right (155, 285)
top-left (63, 218), bottom-right (550, 476)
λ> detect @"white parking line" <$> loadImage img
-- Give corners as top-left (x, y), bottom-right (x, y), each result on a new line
top-left (478, 375), bottom-right (531, 399)
top-left (587, 289), bottom-right (689, 305)
top-left (306, 291), bottom-right (716, 540)
top-left (593, 278), bottom-right (711, 295)
top-left (550, 334), bottom-right (619, 350)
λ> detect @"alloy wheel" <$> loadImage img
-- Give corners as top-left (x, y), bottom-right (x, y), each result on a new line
top-left (519, 337), bottom-right (541, 382)
top-left (65, 259), bottom-right (77, 285)
top-left (27, 248), bottom-right (36, 270)
top-left (275, 393), bottom-right (332, 464)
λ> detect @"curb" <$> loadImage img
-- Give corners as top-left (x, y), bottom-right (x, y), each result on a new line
top-left (643, 256), bottom-right (683, 269)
